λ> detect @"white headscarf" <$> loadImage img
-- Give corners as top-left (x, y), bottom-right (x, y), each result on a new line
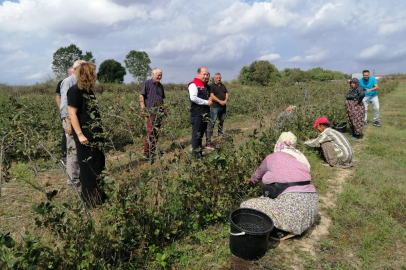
top-left (274, 132), bottom-right (311, 171)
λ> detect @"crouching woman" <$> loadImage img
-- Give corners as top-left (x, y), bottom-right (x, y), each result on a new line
top-left (241, 132), bottom-right (319, 237)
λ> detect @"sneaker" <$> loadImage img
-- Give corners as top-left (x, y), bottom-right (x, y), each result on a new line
top-left (205, 144), bottom-right (216, 150)
top-left (321, 161), bottom-right (331, 167)
top-left (364, 121), bottom-right (367, 127)
top-left (373, 121), bottom-right (382, 127)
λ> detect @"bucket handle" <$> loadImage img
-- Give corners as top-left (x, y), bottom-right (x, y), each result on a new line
top-left (229, 229), bottom-right (245, 236)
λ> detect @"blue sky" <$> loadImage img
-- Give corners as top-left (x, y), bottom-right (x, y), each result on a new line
top-left (0, 0), bottom-right (405, 85)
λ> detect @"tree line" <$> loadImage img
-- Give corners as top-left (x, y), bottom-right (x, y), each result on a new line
top-left (238, 60), bottom-right (351, 86)
top-left (52, 44), bottom-right (152, 84)
top-left (52, 44), bottom-right (350, 85)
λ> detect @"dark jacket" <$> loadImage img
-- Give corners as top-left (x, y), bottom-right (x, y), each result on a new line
top-left (346, 86), bottom-right (365, 103)
top-left (188, 78), bottom-right (210, 117)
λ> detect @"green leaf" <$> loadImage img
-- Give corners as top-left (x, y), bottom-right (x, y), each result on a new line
top-left (31, 205), bottom-right (45, 215)
top-left (8, 259), bottom-right (19, 268)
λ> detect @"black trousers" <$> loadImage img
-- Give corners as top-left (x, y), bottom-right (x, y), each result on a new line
top-left (191, 116), bottom-right (207, 158)
top-left (76, 142), bottom-right (106, 207)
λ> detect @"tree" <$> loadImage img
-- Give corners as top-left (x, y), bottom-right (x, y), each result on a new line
top-left (124, 50), bottom-right (152, 83)
top-left (280, 68), bottom-right (305, 84)
top-left (97, 59), bottom-right (126, 84)
top-left (238, 60), bottom-right (280, 86)
top-left (52, 44), bottom-right (95, 77)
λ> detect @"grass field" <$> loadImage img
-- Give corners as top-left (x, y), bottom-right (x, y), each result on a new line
top-left (0, 80), bottom-right (404, 269)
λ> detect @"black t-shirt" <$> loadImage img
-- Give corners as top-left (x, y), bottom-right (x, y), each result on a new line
top-left (209, 82), bottom-right (228, 108)
top-left (67, 84), bottom-right (104, 143)
top-left (55, 80), bottom-right (63, 95)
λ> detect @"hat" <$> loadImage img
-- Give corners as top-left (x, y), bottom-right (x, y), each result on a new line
top-left (278, 132), bottom-right (297, 147)
top-left (312, 117), bottom-right (330, 128)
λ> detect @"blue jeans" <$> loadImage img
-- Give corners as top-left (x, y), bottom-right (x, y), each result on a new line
top-left (207, 106), bottom-right (227, 145)
top-left (362, 95), bottom-right (379, 122)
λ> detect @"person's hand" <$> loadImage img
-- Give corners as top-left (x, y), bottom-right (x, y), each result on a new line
top-left (364, 88), bottom-right (369, 92)
top-left (141, 110), bottom-right (148, 117)
top-left (164, 108), bottom-right (168, 116)
top-left (244, 178), bottom-right (252, 183)
top-left (67, 124), bottom-right (73, 135)
top-left (354, 100), bottom-right (359, 105)
top-left (208, 98), bottom-right (213, 106)
top-left (219, 100), bottom-right (226, 106)
top-left (78, 134), bottom-right (89, 145)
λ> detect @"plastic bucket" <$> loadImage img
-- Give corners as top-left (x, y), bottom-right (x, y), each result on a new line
top-left (334, 122), bottom-right (347, 133)
top-left (229, 208), bottom-right (274, 261)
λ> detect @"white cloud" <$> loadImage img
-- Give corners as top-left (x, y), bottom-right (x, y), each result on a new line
top-left (0, 0), bottom-right (148, 33)
top-left (258, 54), bottom-right (281, 62)
top-left (1, 0), bottom-right (406, 84)
top-left (210, 1), bottom-right (298, 35)
top-left (378, 22), bottom-right (406, 35)
top-left (358, 45), bottom-right (386, 59)
top-left (288, 50), bottom-right (328, 63)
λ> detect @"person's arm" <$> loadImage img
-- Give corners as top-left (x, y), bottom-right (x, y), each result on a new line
top-left (189, 84), bottom-right (209, 105)
top-left (304, 132), bottom-right (329, 147)
top-left (60, 79), bottom-right (71, 120)
top-left (250, 157), bottom-right (269, 183)
top-left (223, 93), bottom-right (229, 105)
top-left (55, 95), bottom-right (61, 109)
top-left (357, 86), bottom-right (365, 103)
top-left (366, 78), bottom-right (379, 92)
top-left (210, 93), bottom-right (222, 104)
top-left (68, 106), bottom-right (88, 144)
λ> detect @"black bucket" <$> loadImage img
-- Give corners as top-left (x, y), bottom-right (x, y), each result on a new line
top-left (229, 208), bottom-right (274, 261)
top-left (334, 122), bottom-right (347, 133)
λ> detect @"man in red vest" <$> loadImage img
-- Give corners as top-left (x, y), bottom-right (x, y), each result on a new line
top-left (188, 67), bottom-right (212, 159)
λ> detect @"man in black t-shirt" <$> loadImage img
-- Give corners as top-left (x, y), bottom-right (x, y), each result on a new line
top-left (206, 73), bottom-right (229, 149)
top-left (55, 67), bottom-right (74, 163)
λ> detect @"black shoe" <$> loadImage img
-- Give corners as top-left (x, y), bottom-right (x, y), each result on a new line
top-left (373, 121), bottom-right (382, 127)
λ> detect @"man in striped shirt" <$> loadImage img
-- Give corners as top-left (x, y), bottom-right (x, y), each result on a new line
top-left (304, 118), bottom-right (353, 168)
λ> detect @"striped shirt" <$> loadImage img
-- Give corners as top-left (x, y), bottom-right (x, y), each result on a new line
top-left (304, 128), bottom-right (353, 163)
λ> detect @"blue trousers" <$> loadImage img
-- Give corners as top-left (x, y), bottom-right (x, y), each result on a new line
top-left (207, 106), bottom-right (227, 145)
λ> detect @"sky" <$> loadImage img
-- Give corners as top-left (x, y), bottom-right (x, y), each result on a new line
top-left (0, 0), bottom-right (405, 85)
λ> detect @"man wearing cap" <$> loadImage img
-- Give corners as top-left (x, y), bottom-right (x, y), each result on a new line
top-left (304, 118), bottom-right (353, 168)
top-left (188, 66), bottom-right (212, 159)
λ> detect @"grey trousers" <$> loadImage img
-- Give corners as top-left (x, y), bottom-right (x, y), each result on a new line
top-left (62, 120), bottom-right (80, 185)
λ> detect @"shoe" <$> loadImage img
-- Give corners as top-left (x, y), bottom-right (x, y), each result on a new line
top-left (321, 161), bottom-right (331, 167)
top-left (364, 121), bottom-right (367, 127)
top-left (205, 144), bottom-right (216, 150)
top-left (349, 135), bottom-right (360, 140)
top-left (373, 121), bottom-right (382, 127)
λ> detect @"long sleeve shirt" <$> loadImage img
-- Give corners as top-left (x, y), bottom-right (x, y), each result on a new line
top-left (188, 83), bottom-right (208, 105)
top-left (304, 128), bottom-right (353, 163)
top-left (59, 74), bottom-right (77, 120)
top-left (251, 152), bottom-right (316, 196)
